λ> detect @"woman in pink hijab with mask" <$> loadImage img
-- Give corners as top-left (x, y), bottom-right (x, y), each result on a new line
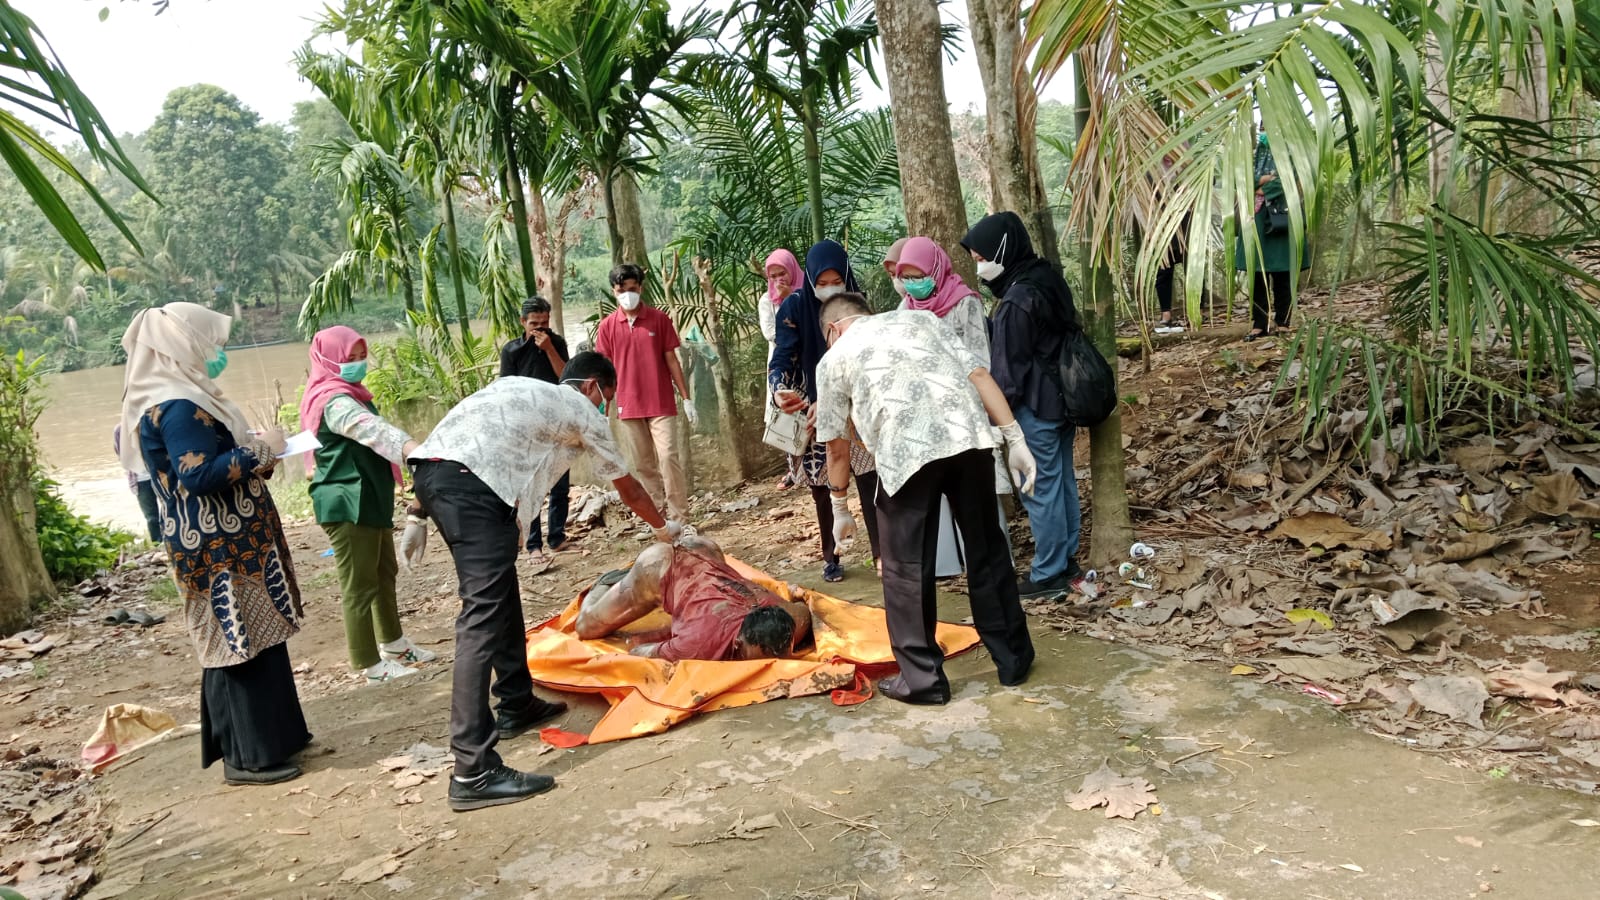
top-left (895, 236), bottom-right (1013, 576)
top-left (760, 249), bottom-right (803, 486)
top-left (299, 326), bottom-right (433, 685)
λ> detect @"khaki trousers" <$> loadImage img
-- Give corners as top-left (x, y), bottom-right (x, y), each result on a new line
top-left (618, 415), bottom-right (688, 521)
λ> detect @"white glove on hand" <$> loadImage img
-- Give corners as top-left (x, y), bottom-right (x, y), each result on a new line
top-left (260, 425), bottom-right (288, 458)
top-left (683, 401), bottom-right (698, 427)
top-left (652, 520), bottom-right (684, 544)
top-left (400, 515), bottom-right (429, 568)
top-left (830, 494), bottom-right (857, 546)
top-left (998, 420), bottom-right (1038, 495)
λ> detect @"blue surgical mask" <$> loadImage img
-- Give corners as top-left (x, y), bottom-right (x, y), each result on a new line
top-left (205, 349), bottom-right (228, 379)
top-left (903, 276), bottom-right (936, 300)
top-left (339, 360), bottom-right (368, 383)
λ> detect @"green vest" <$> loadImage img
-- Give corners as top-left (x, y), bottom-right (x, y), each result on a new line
top-left (310, 399), bottom-right (396, 528)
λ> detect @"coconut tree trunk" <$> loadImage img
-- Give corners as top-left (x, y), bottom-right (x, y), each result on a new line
top-left (441, 183), bottom-right (472, 346)
top-left (1074, 55), bottom-right (1133, 569)
top-left (612, 170), bottom-right (650, 267)
top-left (528, 187), bottom-right (571, 333)
top-left (498, 99), bottom-right (539, 300)
top-left (800, 85), bottom-right (826, 243)
top-left (967, 0), bottom-right (1060, 265)
top-left (599, 164), bottom-right (628, 267)
top-left (692, 257), bottom-right (756, 480)
top-left (876, 0), bottom-right (975, 284)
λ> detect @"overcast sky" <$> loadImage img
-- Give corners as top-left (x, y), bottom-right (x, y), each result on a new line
top-left (16, 0), bottom-right (1075, 137)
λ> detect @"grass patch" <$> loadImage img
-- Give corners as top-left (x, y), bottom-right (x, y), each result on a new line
top-left (146, 576), bottom-right (180, 608)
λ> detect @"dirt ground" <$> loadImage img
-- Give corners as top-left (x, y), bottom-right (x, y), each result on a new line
top-left (7, 306), bottom-right (1600, 898)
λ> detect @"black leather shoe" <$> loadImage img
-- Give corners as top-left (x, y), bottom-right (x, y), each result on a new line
top-left (496, 697), bottom-right (569, 740)
top-left (877, 674), bottom-right (950, 705)
top-left (223, 762), bottom-right (301, 785)
top-left (448, 765), bottom-right (556, 812)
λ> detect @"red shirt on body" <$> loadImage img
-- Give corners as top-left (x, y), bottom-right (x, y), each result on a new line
top-left (656, 551), bottom-right (784, 662)
top-left (594, 306), bottom-right (681, 420)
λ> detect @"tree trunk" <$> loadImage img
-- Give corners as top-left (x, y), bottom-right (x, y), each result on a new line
top-left (498, 102), bottom-right (539, 300)
top-left (800, 85), bottom-right (826, 243)
top-left (967, 0), bottom-right (1060, 265)
top-left (528, 187), bottom-right (571, 334)
top-left (441, 183), bottom-right (472, 347)
top-left (400, 264), bottom-right (416, 316)
top-left (1074, 55), bottom-right (1133, 569)
top-left (0, 483), bottom-right (53, 635)
top-left (599, 165), bottom-right (628, 267)
top-left (876, 0), bottom-right (975, 283)
top-left (612, 169), bottom-right (650, 267)
top-left (693, 257), bottom-right (756, 480)
top-left (1495, 38), bottom-right (1552, 235)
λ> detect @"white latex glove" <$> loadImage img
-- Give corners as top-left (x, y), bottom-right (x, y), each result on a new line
top-left (259, 425), bottom-right (288, 458)
top-left (652, 520), bottom-right (684, 544)
top-left (682, 401), bottom-right (699, 427)
top-left (998, 420), bottom-right (1037, 495)
top-left (830, 494), bottom-right (857, 546)
top-left (400, 515), bottom-right (429, 568)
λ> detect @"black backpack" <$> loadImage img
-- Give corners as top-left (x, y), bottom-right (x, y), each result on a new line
top-left (1055, 327), bottom-right (1117, 427)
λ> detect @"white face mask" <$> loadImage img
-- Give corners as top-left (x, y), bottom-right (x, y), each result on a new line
top-left (975, 260), bottom-right (1005, 282)
top-left (891, 276), bottom-right (907, 298)
top-left (616, 290), bottom-right (642, 311)
top-left (814, 284), bottom-right (844, 301)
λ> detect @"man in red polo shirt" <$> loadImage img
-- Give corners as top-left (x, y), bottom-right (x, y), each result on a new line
top-left (594, 263), bottom-right (694, 525)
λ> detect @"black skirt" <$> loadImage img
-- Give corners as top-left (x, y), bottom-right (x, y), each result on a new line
top-left (200, 642), bottom-right (312, 770)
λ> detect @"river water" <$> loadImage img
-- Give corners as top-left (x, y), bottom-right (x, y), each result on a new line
top-left (37, 340), bottom-right (323, 534)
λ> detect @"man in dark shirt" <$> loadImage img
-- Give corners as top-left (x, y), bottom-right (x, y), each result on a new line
top-left (962, 212), bottom-right (1088, 602)
top-left (498, 296), bottom-right (572, 559)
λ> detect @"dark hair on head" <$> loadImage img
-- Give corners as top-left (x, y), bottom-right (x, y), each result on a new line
top-left (521, 296), bottom-right (551, 316)
top-left (609, 263), bottom-right (644, 287)
top-left (563, 351), bottom-right (617, 390)
top-left (820, 292), bottom-right (871, 326)
top-left (739, 605), bottom-right (795, 658)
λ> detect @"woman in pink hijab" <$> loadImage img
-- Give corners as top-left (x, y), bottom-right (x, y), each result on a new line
top-left (299, 326), bottom-right (433, 685)
top-left (895, 236), bottom-right (990, 364)
top-left (895, 236), bottom-right (1013, 576)
top-left (760, 249), bottom-right (803, 487)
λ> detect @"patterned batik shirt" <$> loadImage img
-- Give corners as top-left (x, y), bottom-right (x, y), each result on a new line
top-left (409, 377), bottom-right (630, 536)
top-left (814, 309), bottom-right (1000, 496)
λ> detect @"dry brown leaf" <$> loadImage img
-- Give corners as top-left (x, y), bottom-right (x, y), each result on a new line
top-left (1440, 532), bottom-right (1503, 563)
top-left (1268, 656), bottom-right (1378, 684)
top-left (1551, 716), bottom-right (1600, 740)
top-left (1408, 675), bottom-right (1489, 729)
top-left (1066, 763), bottom-right (1158, 820)
top-left (338, 853), bottom-right (401, 884)
top-left (1271, 512), bottom-right (1392, 552)
top-left (1488, 663), bottom-right (1575, 703)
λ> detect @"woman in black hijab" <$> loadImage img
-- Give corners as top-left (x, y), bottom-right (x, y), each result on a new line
top-left (768, 239), bottom-right (883, 582)
top-left (961, 212), bottom-right (1086, 601)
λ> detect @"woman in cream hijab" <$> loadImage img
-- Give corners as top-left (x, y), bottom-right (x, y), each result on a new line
top-left (121, 302), bottom-right (311, 786)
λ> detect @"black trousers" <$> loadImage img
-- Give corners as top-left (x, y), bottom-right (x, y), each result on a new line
top-left (1250, 270), bottom-right (1294, 331)
top-left (809, 470), bottom-right (883, 564)
top-left (413, 461), bottom-right (538, 776)
top-left (874, 449), bottom-right (1034, 698)
top-left (526, 472), bottom-right (571, 551)
top-left (135, 478), bottom-right (162, 543)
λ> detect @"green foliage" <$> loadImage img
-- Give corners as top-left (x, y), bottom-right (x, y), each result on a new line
top-left (365, 311), bottom-right (499, 433)
top-left (31, 475), bottom-right (132, 584)
top-left (143, 85), bottom-right (289, 301)
top-left (0, 2), bottom-right (150, 269)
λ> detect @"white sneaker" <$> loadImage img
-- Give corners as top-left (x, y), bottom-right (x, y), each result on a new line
top-left (364, 658), bottom-right (417, 683)
top-left (380, 637), bottom-right (436, 664)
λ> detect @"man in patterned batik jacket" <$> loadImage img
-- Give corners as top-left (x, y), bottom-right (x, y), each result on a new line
top-left (813, 293), bottom-right (1039, 705)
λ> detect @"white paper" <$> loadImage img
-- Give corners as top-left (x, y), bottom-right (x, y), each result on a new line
top-left (277, 430), bottom-right (323, 459)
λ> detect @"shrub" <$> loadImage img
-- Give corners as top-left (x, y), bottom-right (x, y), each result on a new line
top-left (32, 475), bottom-right (133, 584)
